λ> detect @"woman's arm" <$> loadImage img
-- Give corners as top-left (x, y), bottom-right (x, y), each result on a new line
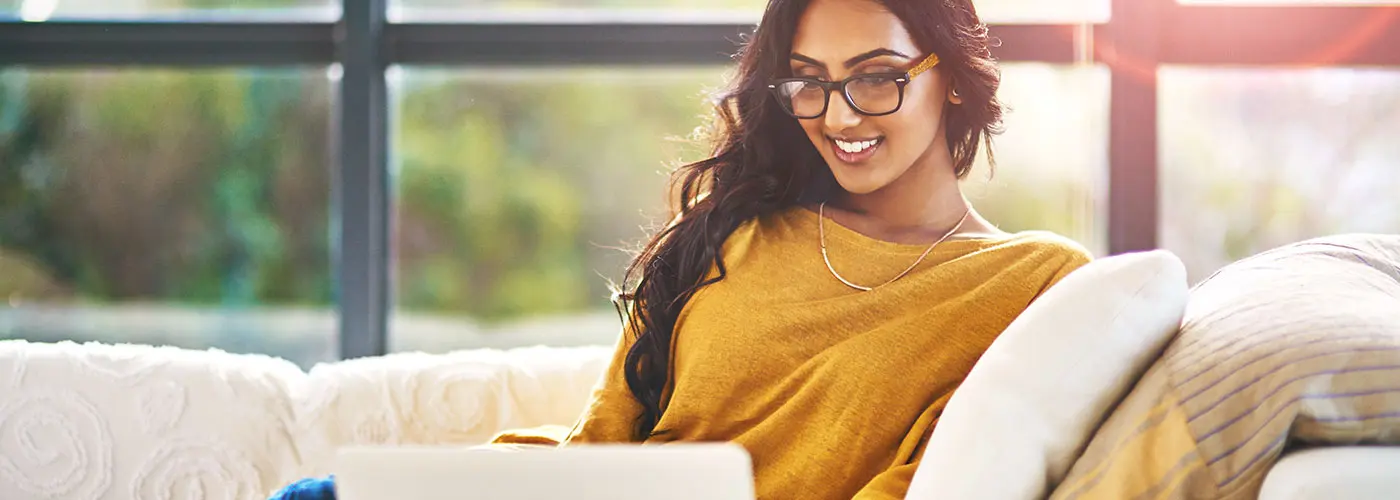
top-left (850, 391), bottom-right (951, 500)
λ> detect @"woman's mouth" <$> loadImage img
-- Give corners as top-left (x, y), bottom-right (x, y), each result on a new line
top-left (829, 136), bottom-right (883, 164)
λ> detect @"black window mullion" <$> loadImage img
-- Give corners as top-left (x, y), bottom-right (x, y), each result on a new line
top-left (336, 0), bottom-right (390, 360)
top-left (0, 21), bottom-right (334, 66)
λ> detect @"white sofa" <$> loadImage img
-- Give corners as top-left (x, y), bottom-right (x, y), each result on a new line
top-left (0, 341), bottom-right (611, 500)
top-left (3, 236), bottom-right (1399, 500)
top-left (6, 343), bottom-right (1400, 500)
top-left (4, 338), bottom-right (1400, 500)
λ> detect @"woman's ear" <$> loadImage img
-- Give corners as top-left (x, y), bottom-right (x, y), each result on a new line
top-left (948, 85), bottom-right (964, 105)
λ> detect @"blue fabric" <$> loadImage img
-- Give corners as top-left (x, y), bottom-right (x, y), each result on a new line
top-left (267, 475), bottom-right (336, 500)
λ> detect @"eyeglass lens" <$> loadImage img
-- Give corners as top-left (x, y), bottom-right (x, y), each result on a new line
top-left (773, 75), bottom-right (902, 118)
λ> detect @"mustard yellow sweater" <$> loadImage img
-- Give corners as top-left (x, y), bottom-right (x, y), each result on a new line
top-left (499, 207), bottom-right (1091, 499)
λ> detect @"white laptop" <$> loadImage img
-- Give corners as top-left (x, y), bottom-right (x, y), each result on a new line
top-left (335, 443), bottom-right (756, 500)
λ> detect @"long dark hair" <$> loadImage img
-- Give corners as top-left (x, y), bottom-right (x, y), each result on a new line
top-left (615, 0), bottom-right (1005, 440)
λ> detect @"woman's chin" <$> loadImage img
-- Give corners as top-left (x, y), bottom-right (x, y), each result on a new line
top-left (829, 168), bottom-right (894, 196)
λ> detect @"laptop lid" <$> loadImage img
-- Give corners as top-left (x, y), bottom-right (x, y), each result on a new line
top-left (335, 444), bottom-right (756, 500)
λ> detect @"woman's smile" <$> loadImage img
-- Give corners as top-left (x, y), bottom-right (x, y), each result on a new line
top-left (829, 135), bottom-right (884, 164)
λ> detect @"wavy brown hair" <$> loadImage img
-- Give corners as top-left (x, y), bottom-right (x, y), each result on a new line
top-left (615, 0), bottom-right (1005, 440)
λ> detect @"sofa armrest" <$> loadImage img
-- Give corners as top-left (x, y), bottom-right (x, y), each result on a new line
top-left (0, 340), bottom-right (306, 500)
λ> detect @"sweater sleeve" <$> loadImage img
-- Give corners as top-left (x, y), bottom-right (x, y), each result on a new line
top-left (562, 320), bottom-right (646, 444)
top-left (567, 212), bottom-right (685, 443)
top-left (852, 464), bottom-right (919, 500)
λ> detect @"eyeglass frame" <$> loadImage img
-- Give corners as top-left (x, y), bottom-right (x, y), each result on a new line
top-left (766, 52), bottom-right (942, 119)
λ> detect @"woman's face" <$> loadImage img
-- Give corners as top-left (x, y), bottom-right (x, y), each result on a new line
top-left (787, 0), bottom-right (955, 196)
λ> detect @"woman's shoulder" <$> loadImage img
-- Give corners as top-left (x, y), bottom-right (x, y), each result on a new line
top-left (993, 230), bottom-right (1092, 255)
top-left (969, 230), bottom-right (1095, 271)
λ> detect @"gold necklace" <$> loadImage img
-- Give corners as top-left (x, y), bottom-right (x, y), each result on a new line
top-left (818, 202), bottom-right (970, 292)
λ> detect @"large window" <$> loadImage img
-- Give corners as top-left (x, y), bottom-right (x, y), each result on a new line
top-left (2, 0), bottom-right (1397, 362)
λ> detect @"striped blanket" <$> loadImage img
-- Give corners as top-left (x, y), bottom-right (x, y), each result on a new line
top-left (1051, 235), bottom-right (1400, 500)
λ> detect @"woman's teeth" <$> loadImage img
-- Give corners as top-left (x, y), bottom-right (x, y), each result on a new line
top-left (834, 138), bottom-right (879, 154)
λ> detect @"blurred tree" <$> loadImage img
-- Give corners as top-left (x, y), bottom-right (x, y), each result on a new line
top-left (0, 69), bottom-right (331, 307)
top-left (393, 69), bottom-right (714, 320)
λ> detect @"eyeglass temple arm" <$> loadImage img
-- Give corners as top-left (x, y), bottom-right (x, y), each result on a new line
top-left (907, 53), bottom-right (941, 79)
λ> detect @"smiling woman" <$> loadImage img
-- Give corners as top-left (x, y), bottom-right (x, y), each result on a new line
top-left (507, 0), bottom-right (1089, 498)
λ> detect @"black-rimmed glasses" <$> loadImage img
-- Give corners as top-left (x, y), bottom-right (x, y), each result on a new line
top-left (767, 52), bottom-right (941, 119)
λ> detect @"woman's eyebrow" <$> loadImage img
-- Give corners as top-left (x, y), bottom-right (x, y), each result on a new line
top-left (789, 48), bottom-right (913, 69)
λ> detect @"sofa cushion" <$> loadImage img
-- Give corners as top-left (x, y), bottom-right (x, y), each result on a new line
top-left (1051, 234), bottom-right (1400, 499)
top-left (907, 250), bottom-right (1189, 500)
top-left (0, 341), bottom-right (305, 500)
top-left (1259, 446), bottom-right (1400, 500)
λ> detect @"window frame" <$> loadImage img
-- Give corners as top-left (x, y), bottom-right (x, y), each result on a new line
top-left (3, 0), bottom-right (1397, 359)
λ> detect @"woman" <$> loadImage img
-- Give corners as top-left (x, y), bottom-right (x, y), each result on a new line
top-left (272, 0), bottom-right (1091, 498)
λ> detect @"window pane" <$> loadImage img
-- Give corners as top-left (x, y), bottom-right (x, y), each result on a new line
top-left (389, 0), bottom-right (1107, 25)
top-left (0, 68), bottom-right (335, 369)
top-left (1, 0), bottom-right (336, 21)
top-left (1160, 67), bottom-right (1400, 283)
top-left (390, 63), bottom-right (1106, 353)
top-left (964, 63), bottom-right (1109, 257)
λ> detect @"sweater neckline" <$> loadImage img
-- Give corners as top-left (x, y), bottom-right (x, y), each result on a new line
top-left (786, 205), bottom-right (1015, 255)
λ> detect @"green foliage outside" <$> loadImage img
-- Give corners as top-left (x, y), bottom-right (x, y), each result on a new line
top-left (392, 68), bottom-right (718, 320)
top-left (6, 64), bottom-right (1399, 326)
top-left (0, 69), bottom-right (332, 307)
top-left (0, 67), bottom-right (720, 321)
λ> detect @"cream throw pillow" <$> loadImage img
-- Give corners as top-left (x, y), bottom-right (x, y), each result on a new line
top-left (905, 250), bottom-right (1189, 500)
